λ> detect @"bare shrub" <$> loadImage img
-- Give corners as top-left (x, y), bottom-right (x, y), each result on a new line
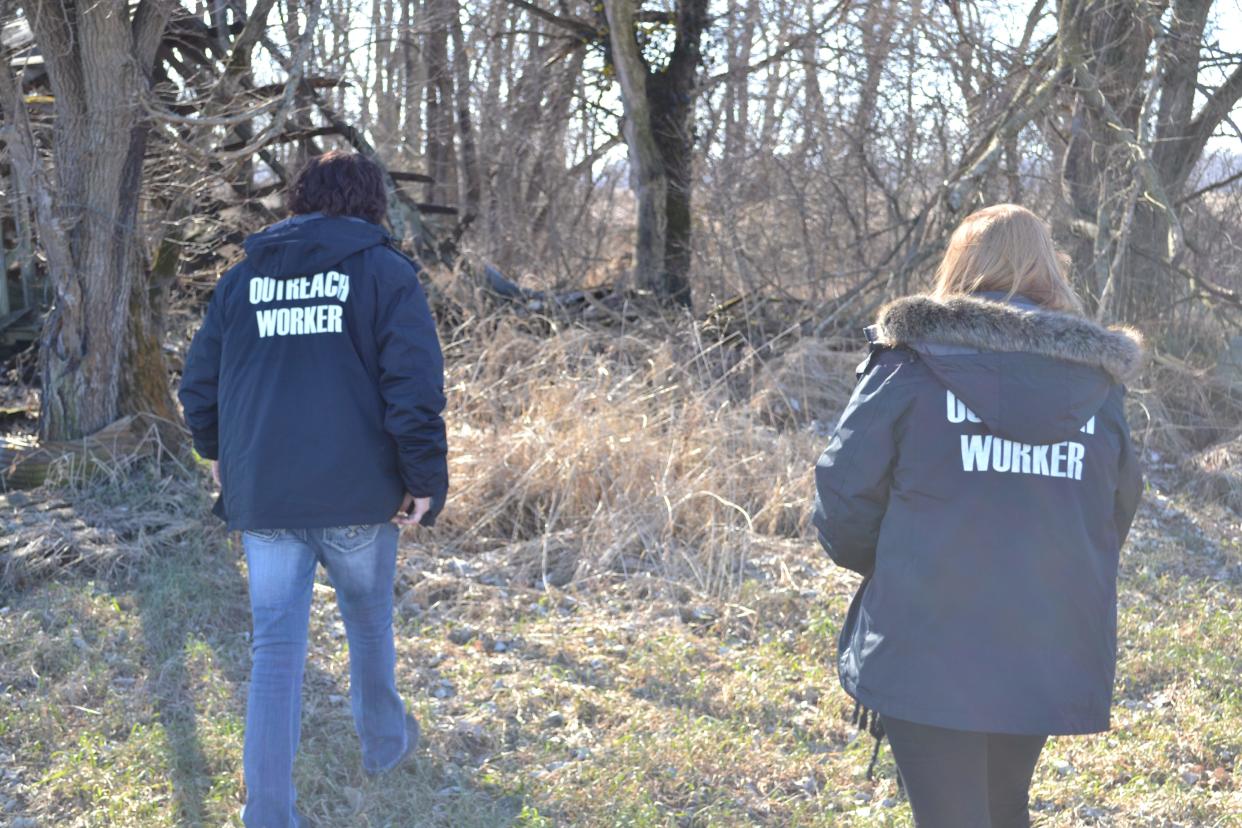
top-left (1185, 434), bottom-right (1242, 514)
top-left (749, 338), bottom-right (860, 428)
top-left (12, 294), bottom-right (1237, 600)
top-left (430, 313), bottom-right (845, 596)
top-left (1130, 355), bottom-right (1242, 459)
top-left (422, 294), bottom-right (1242, 598)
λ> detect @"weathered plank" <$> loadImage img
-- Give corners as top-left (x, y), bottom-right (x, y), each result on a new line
top-left (0, 414), bottom-right (179, 491)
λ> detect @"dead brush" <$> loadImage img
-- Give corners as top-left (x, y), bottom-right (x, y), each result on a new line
top-left (1185, 433), bottom-right (1242, 514)
top-left (0, 423), bottom-right (220, 590)
top-left (1130, 353), bottom-right (1242, 459)
top-left (749, 337), bottom-right (860, 428)
top-left (431, 313), bottom-right (856, 597)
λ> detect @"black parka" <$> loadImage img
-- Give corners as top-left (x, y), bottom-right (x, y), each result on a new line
top-left (813, 293), bottom-right (1144, 735)
top-left (179, 213), bottom-right (448, 531)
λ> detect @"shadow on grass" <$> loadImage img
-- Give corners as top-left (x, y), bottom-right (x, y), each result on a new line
top-left (291, 590), bottom-right (534, 826)
top-left (131, 539), bottom-right (531, 827)
top-left (132, 536), bottom-right (251, 827)
top-left (292, 680), bottom-right (533, 827)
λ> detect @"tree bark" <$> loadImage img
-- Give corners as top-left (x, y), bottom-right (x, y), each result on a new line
top-left (604, 0), bottom-right (668, 300)
top-left (399, 0), bottom-right (425, 168)
top-left (1055, 0), bottom-right (1242, 322)
top-left (425, 0), bottom-right (458, 206)
top-left (450, 1), bottom-right (481, 218)
top-left (6, 0), bottom-right (177, 441)
top-left (604, 0), bottom-right (707, 309)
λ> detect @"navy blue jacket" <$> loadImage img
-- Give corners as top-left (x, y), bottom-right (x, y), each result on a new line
top-left (813, 293), bottom-right (1144, 735)
top-left (179, 213), bottom-right (448, 530)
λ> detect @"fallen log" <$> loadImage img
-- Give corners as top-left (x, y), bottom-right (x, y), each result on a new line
top-left (390, 170), bottom-right (435, 184)
top-left (472, 263), bottom-right (643, 323)
top-left (0, 413), bottom-right (184, 491)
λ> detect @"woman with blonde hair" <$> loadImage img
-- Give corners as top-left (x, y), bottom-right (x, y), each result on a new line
top-left (813, 204), bottom-right (1144, 827)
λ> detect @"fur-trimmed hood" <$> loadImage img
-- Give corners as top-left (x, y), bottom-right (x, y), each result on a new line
top-left (868, 293), bottom-right (1144, 445)
top-left (873, 294), bottom-right (1145, 384)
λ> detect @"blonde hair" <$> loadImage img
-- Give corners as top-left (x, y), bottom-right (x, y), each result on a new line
top-left (931, 204), bottom-right (1084, 314)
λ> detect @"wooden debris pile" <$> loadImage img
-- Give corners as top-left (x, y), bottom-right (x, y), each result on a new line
top-left (0, 457), bottom-right (217, 589)
top-left (1, 413), bottom-right (184, 491)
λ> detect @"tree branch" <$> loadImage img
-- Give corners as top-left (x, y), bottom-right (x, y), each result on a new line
top-left (1175, 168), bottom-right (1242, 206)
top-left (222, 0), bottom-right (279, 76)
top-left (1185, 61), bottom-right (1242, 166)
top-left (0, 41), bottom-right (74, 291)
top-left (943, 43), bottom-right (1062, 211)
top-left (132, 0), bottom-right (177, 74)
top-left (701, 0), bottom-right (850, 93)
top-left (504, 0), bottom-right (594, 40)
top-left (258, 30), bottom-right (440, 259)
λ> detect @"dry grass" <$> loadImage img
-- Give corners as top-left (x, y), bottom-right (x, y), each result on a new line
top-left (428, 311), bottom-right (856, 597)
top-left (8, 297), bottom-right (1240, 597)
top-left (1187, 433), bottom-right (1242, 514)
top-left (1, 482), bottom-right (1239, 827)
top-left (1130, 353), bottom-right (1242, 459)
top-left (1, 302), bottom-right (1241, 826)
top-left (0, 436), bottom-right (219, 590)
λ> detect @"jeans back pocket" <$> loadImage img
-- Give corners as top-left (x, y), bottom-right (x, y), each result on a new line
top-left (322, 524), bottom-right (382, 554)
top-left (243, 528), bottom-right (286, 543)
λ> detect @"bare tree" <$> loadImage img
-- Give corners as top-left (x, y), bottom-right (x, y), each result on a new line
top-left (2, 0), bottom-right (177, 440)
top-left (1056, 0), bottom-right (1242, 321)
top-left (604, 0), bottom-right (709, 309)
top-left (3, 0), bottom-right (1240, 459)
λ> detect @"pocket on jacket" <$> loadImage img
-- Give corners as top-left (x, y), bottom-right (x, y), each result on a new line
top-left (322, 524), bottom-right (382, 554)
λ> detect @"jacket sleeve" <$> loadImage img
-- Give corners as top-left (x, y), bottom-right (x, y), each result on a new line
top-left (1113, 398), bottom-right (1143, 546)
top-left (178, 285), bottom-right (225, 461)
top-left (812, 353), bottom-right (911, 575)
top-left (376, 255), bottom-right (449, 525)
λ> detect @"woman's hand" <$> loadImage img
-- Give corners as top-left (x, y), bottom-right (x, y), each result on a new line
top-left (394, 493), bottom-right (431, 526)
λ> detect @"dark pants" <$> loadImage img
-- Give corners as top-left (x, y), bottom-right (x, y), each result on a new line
top-left (880, 716), bottom-right (1047, 828)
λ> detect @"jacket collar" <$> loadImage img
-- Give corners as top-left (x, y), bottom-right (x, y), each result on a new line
top-left (872, 294), bottom-right (1145, 383)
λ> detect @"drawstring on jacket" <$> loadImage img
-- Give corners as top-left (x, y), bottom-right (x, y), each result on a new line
top-left (850, 702), bottom-right (906, 796)
top-left (850, 701), bottom-right (886, 779)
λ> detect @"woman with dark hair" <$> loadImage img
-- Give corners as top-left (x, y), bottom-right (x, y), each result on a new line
top-left (287, 149), bottom-right (389, 224)
top-left (180, 150), bottom-right (445, 828)
top-left (813, 204), bottom-right (1144, 828)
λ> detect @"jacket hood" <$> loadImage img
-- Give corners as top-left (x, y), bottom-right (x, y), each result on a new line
top-left (872, 294), bottom-right (1146, 444)
top-left (243, 213), bottom-right (391, 279)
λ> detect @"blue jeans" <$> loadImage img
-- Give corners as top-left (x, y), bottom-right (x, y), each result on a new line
top-left (240, 524), bottom-right (408, 828)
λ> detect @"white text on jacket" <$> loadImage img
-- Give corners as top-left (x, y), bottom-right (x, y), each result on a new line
top-left (947, 391), bottom-right (1092, 481)
top-left (249, 273), bottom-right (350, 338)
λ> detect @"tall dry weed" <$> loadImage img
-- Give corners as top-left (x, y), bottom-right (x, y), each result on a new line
top-left (431, 314), bottom-right (856, 596)
top-left (1129, 353), bottom-right (1242, 459)
top-left (428, 305), bottom-right (1242, 599)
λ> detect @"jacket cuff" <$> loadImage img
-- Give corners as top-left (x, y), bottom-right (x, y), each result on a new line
top-left (401, 456), bottom-right (448, 499)
top-left (192, 434), bottom-right (219, 461)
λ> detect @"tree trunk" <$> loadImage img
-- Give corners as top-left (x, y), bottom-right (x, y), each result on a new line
top-left (604, 0), bottom-right (707, 309)
top-left (372, 0), bottom-right (400, 156)
top-left (1058, 0), bottom-right (1153, 317)
top-left (5, 0), bottom-right (176, 441)
top-left (724, 0), bottom-right (754, 161)
top-left (450, 1), bottom-right (481, 218)
top-left (424, 0), bottom-right (457, 207)
top-left (604, 0), bottom-right (668, 300)
top-left (1056, 0), bottom-right (1242, 323)
top-left (400, 0), bottom-right (425, 167)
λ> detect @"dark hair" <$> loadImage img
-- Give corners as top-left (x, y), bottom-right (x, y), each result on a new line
top-left (287, 150), bottom-right (388, 224)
